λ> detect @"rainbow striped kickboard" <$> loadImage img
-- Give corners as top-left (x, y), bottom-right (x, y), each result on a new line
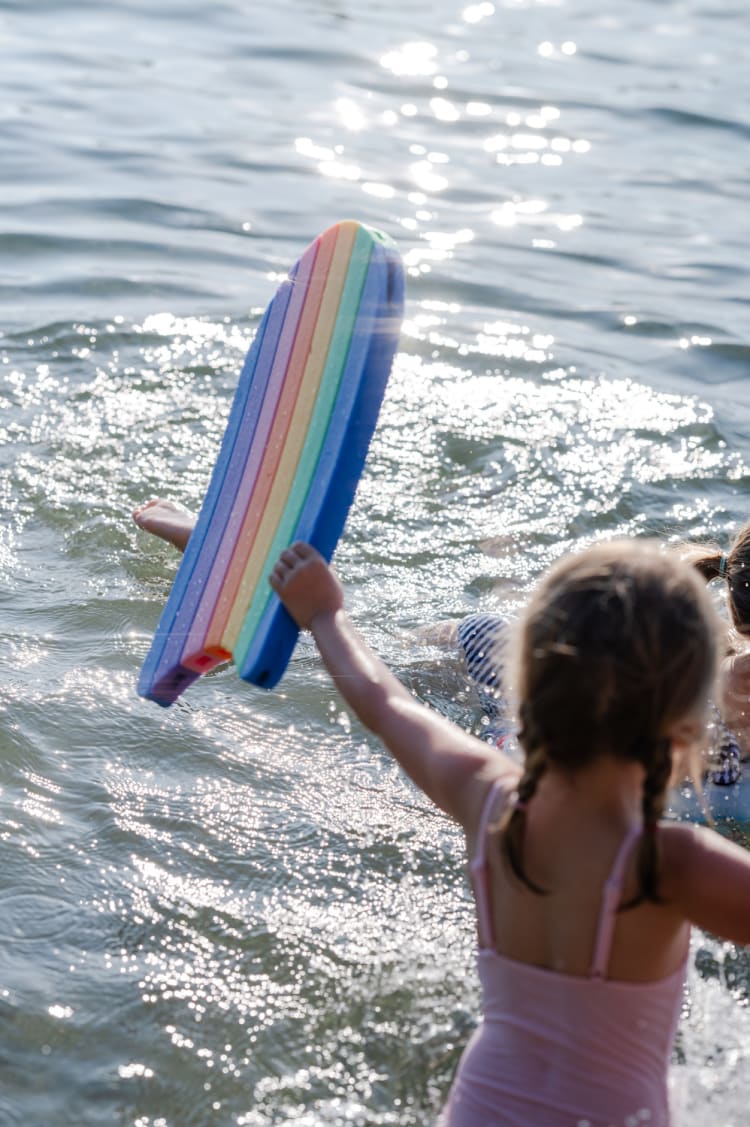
top-left (138, 220), bottom-right (404, 706)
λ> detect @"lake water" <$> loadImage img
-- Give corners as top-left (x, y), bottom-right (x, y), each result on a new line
top-left (1, 0), bottom-right (749, 1123)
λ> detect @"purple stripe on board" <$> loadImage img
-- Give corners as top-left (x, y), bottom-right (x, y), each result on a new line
top-left (149, 277), bottom-right (297, 685)
top-left (137, 299), bottom-right (276, 699)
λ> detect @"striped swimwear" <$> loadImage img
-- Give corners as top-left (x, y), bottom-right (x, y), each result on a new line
top-left (456, 613), bottom-right (516, 748)
top-left (707, 705), bottom-right (743, 786)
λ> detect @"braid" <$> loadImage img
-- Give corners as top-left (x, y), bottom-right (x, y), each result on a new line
top-left (623, 738), bottom-right (672, 909)
top-left (680, 525), bottom-right (750, 634)
top-left (680, 543), bottom-right (724, 583)
top-left (726, 544), bottom-right (750, 635)
top-left (501, 704), bottom-right (550, 894)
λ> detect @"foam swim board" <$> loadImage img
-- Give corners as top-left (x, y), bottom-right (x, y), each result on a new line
top-left (138, 220), bottom-right (404, 706)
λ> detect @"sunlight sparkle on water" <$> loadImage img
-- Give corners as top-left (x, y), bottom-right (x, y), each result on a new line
top-left (362, 182), bottom-right (396, 199)
top-left (19, 789), bottom-right (62, 827)
top-left (319, 159), bottom-right (361, 182)
top-left (476, 320), bottom-right (554, 363)
top-left (118, 1063), bottom-right (154, 1079)
top-left (676, 335), bottom-right (713, 350)
top-left (481, 102), bottom-right (589, 172)
top-left (402, 228), bottom-right (474, 276)
top-left (48, 1004), bottom-right (74, 1020)
top-left (466, 101), bottom-right (493, 116)
top-left (430, 97), bottom-right (461, 123)
top-left (391, 361), bottom-right (729, 546)
top-left (463, 2), bottom-right (495, 23)
top-left (401, 301), bottom-right (465, 340)
top-left (410, 160), bottom-right (449, 194)
top-left (335, 97), bottom-right (367, 131)
top-left (5, 633), bottom-right (46, 669)
top-left (491, 200), bottom-right (582, 233)
top-left (380, 41), bottom-right (438, 78)
top-left (538, 40), bottom-right (576, 57)
top-left (139, 313), bottom-right (242, 346)
top-left (295, 137), bottom-right (335, 162)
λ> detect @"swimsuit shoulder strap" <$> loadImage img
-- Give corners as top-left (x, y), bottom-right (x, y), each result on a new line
top-left (589, 823), bottom-right (642, 979)
top-left (469, 777), bottom-right (507, 948)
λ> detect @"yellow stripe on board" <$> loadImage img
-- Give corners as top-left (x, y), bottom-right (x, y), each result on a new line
top-left (221, 221), bottom-right (359, 651)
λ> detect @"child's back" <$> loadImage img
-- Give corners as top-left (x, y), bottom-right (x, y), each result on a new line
top-left (445, 779), bottom-right (686, 1125)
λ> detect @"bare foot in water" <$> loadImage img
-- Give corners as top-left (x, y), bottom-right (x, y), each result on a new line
top-left (132, 499), bottom-right (196, 553)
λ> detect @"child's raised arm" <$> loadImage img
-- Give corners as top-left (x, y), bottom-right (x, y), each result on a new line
top-left (269, 543), bottom-right (520, 828)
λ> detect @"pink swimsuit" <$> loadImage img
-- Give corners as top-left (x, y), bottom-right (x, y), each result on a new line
top-left (440, 783), bottom-right (688, 1127)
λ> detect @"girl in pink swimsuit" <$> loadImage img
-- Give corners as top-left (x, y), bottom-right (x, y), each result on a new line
top-left (270, 536), bottom-right (750, 1127)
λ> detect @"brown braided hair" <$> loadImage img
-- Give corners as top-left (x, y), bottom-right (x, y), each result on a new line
top-left (501, 539), bottom-right (719, 905)
top-left (679, 521), bottom-right (750, 637)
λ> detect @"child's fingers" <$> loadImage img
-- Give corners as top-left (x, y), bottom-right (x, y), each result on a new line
top-left (270, 543), bottom-right (319, 591)
top-left (270, 548), bottom-right (303, 586)
top-left (290, 541), bottom-right (315, 559)
top-left (270, 557), bottom-right (293, 582)
top-left (278, 547), bottom-right (301, 568)
top-left (277, 542), bottom-right (318, 569)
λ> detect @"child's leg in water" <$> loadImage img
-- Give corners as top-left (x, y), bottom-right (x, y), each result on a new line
top-left (132, 499), bottom-right (196, 553)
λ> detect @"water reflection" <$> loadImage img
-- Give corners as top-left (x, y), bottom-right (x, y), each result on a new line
top-left (2, 0), bottom-right (749, 1122)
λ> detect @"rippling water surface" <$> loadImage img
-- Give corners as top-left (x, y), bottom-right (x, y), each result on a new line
top-left (2, 0), bottom-right (749, 1123)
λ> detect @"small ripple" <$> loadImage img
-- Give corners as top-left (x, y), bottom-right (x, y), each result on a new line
top-left (3, 890), bottom-right (79, 944)
top-left (647, 106), bottom-right (750, 140)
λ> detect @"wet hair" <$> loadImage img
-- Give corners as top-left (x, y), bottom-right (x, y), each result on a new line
top-left (502, 539), bottom-right (719, 905)
top-left (678, 520), bottom-right (750, 637)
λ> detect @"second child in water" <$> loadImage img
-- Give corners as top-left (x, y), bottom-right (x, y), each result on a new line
top-left (133, 499), bottom-right (750, 763)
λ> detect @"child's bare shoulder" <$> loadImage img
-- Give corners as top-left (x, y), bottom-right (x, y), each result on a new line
top-left (659, 819), bottom-right (734, 859)
top-left (660, 820), bottom-right (750, 939)
top-left (658, 821), bottom-right (700, 876)
top-left (658, 821), bottom-right (737, 892)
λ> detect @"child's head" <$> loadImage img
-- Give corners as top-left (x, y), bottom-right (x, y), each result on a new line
top-left (681, 520), bottom-right (750, 636)
top-left (517, 539), bottom-right (718, 772)
top-left (504, 539), bottom-right (720, 901)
